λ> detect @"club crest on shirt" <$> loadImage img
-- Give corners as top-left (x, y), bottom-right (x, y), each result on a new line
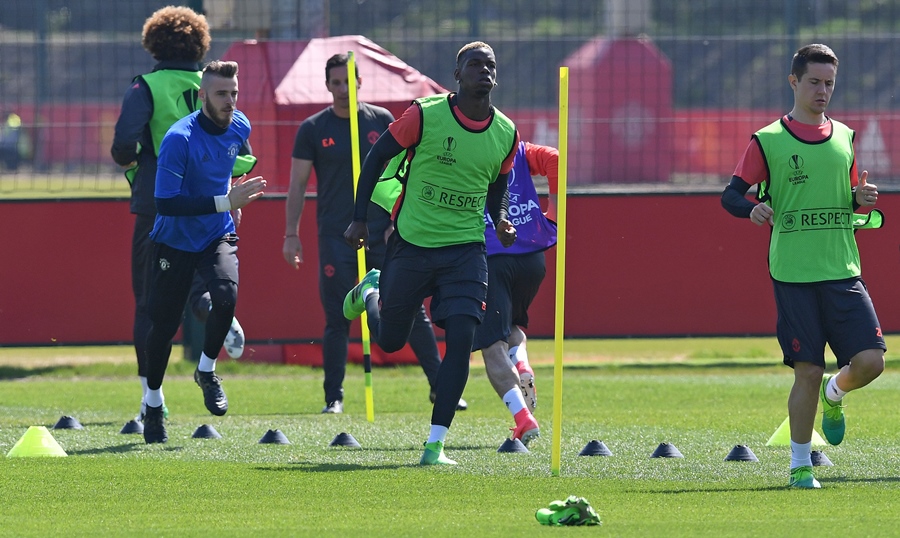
top-left (788, 154), bottom-right (808, 185)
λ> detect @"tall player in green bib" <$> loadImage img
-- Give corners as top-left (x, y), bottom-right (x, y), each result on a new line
top-left (721, 44), bottom-right (885, 489)
top-left (343, 42), bottom-right (519, 465)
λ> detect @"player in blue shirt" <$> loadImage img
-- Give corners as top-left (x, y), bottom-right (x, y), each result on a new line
top-left (142, 60), bottom-right (266, 443)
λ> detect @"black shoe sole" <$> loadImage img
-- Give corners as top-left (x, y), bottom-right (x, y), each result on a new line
top-left (206, 405), bottom-right (228, 417)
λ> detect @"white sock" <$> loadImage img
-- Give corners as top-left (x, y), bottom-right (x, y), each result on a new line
top-left (826, 375), bottom-right (847, 403)
top-left (139, 376), bottom-right (149, 402)
top-left (790, 440), bottom-right (812, 469)
top-left (427, 425), bottom-right (449, 444)
top-left (362, 287), bottom-right (376, 301)
top-left (510, 342), bottom-right (530, 369)
top-left (503, 387), bottom-right (526, 417)
top-left (198, 352), bottom-right (216, 372)
top-left (508, 345), bottom-right (520, 366)
top-left (145, 388), bottom-right (164, 408)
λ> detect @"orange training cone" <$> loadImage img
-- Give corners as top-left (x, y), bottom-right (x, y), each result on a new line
top-left (7, 426), bottom-right (68, 457)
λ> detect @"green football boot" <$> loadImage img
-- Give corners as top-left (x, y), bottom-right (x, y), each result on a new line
top-left (419, 440), bottom-right (457, 465)
top-left (789, 466), bottom-right (821, 489)
top-left (342, 269), bottom-right (380, 320)
top-left (819, 373), bottom-right (845, 445)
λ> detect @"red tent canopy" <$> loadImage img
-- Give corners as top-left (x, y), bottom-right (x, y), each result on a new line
top-left (562, 37), bottom-right (673, 184)
top-left (223, 35), bottom-right (447, 192)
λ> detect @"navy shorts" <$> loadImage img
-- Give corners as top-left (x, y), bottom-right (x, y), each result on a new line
top-left (774, 277), bottom-right (886, 368)
top-left (472, 251), bottom-right (546, 351)
top-left (380, 235), bottom-right (487, 329)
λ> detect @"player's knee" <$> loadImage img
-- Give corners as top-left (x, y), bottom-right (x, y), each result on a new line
top-left (480, 340), bottom-right (509, 366)
top-left (375, 321), bottom-right (408, 353)
top-left (852, 349), bottom-right (885, 379)
top-left (191, 293), bottom-right (211, 322)
top-left (378, 335), bottom-right (406, 354)
top-left (509, 325), bottom-right (526, 346)
top-left (793, 361), bottom-right (825, 387)
top-left (150, 318), bottom-right (182, 342)
top-left (208, 279), bottom-right (237, 315)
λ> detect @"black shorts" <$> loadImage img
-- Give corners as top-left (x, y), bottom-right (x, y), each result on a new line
top-left (472, 252), bottom-right (546, 351)
top-left (774, 277), bottom-right (886, 368)
top-left (380, 235), bottom-right (487, 329)
top-left (149, 235), bottom-right (239, 327)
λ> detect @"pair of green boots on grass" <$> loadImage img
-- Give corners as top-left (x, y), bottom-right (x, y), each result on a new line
top-left (535, 496), bottom-right (602, 526)
top-left (790, 373), bottom-right (846, 489)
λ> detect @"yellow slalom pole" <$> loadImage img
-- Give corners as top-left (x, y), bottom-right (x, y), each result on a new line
top-left (551, 66), bottom-right (569, 476)
top-left (347, 51), bottom-right (375, 423)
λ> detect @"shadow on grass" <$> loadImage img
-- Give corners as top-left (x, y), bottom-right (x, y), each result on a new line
top-left (564, 360), bottom-right (783, 372)
top-left (353, 444), bottom-right (498, 453)
top-left (825, 475), bottom-right (900, 484)
top-left (255, 462), bottom-right (410, 473)
top-left (61, 421), bottom-right (118, 428)
top-left (66, 442), bottom-right (147, 455)
top-left (633, 474), bottom-right (900, 493)
top-left (0, 365), bottom-right (67, 379)
top-left (637, 485), bottom-right (792, 494)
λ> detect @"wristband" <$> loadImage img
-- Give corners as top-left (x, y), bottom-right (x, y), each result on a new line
top-left (214, 195), bottom-right (232, 213)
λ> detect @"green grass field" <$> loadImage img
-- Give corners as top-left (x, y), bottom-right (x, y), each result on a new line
top-left (2, 338), bottom-right (899, 537)
top-left (0, 169), bottom-right (129, 200)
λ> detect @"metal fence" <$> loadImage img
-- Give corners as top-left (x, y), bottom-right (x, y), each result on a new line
top-left (2, 0), bottom-right (900, 195)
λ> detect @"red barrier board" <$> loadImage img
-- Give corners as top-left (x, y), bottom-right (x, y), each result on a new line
top-left (4, 195), bottom-right (899, 357)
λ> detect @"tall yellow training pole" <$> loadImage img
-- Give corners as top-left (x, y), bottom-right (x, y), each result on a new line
top-left (347, 51), bottom-right (375, 423)
top-left (551, 66), bottom-right (569, 476)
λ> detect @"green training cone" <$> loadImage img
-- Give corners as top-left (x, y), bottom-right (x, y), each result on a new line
top-left (7, 426), bottom-right (67, 457)
top-left (765, 416), bottom-right (827, 447)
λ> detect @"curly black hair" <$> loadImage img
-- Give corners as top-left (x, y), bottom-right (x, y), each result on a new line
top-left (142, 6), bottom-right (211, 63)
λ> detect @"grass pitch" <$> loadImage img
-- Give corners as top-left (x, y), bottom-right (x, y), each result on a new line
top-left (0, 169), bottom-right (129, 200)
top-left (1, 339), bottom-right (899, 537)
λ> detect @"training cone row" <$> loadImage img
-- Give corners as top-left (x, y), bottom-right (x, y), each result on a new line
top-left (7, 426), bottom-right (67, 457)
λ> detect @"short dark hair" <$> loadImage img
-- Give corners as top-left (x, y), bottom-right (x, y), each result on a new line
top-left (142, 6), bottom-right (211, 63)
top-left (325, 53), bottom-right (361, 81)
top-left (791, 44), bottom-right (839, 80)
top-left (202, 60), bottom-right (239, 82)
top-left (456, 41), bottom-right (494, 66)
